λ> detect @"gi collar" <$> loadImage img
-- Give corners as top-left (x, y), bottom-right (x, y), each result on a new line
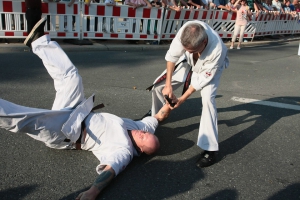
top-left (127, 130), bottom-right (142, 156)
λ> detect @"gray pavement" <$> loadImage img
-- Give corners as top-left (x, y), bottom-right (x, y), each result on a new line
top-left (0, 35), bottom-right (300, 52)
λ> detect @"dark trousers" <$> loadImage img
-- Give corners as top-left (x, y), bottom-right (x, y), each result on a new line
top-left (25, 8), bottom-right (42, 34)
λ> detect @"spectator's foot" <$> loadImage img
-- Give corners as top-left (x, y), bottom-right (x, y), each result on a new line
top-left (151, 41), bottom-right (159, 45)
top-left (229, 46), bottom-right (233, 49)
top-left (237, 46), bottom-right (241, 50)
top-left (196, 151), bottom-right (217, 168)
top-left (24, 17), bottom-right (47, 48)
top-left (243, 39), bottom-right (248, 42)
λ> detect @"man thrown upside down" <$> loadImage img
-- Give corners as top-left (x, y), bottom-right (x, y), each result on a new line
top-left (0, 17), bottom-right (171, 200)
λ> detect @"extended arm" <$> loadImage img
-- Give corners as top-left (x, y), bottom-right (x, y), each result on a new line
top-left (76, 165), bottom-right (115, 200)
top-left (154, 103), bottom-right (172, 122)
top-left (162, 61), bottom-right (176, 99)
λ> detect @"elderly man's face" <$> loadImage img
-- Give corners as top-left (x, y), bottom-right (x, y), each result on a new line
top-left (131, 130), bottom-right (159, 155)
top-left (183, 39), bottom-right (208, 54)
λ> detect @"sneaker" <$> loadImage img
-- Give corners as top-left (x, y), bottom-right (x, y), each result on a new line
top-left (229, 46), bottom-right (233, 49)
top-left (24, 17), bottom-right (47, 48)
top-left (237, 46), bottom-right (241, 50)
top-left (196, 150), bottom-right (217, 168)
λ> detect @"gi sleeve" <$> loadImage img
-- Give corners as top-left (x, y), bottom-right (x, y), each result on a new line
top-left (165, 24), bottom-right (187, 64)
top-left (95, 149), bottom-right (132, 176)
top-left (122, 117), bottom-right (158, 134)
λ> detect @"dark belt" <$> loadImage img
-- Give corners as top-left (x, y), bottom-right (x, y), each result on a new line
top-left (63, 102), bottom-right (105, 149)
top-left (63, 121), bottom-right (86, 150)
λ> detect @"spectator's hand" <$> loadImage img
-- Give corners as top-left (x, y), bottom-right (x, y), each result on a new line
top-left (148, 4), bottom-right (153, 8)
top-left (175, 6), bottom-right (181, 11)
top-left (86, 1), bottom-right (91, 6)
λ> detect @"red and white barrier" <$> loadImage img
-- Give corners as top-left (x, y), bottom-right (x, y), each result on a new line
top-left (82, 4), bottom-right (163, 40)
top-left (161, 8), bottom-right (214, 40)
top-left (273, 13), bottom-right (298, 34)
top-left (254, 12), bottom-right (278, 36)
top-left (1, 0), bottom-right (300, 42)
top-left (0, 0), bottom-right (81, 39)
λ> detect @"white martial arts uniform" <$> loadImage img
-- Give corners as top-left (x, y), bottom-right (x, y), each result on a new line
top-left (151, 20), bottom-right (229, 151)
top-left (0, 35), bottom-right (158, 176)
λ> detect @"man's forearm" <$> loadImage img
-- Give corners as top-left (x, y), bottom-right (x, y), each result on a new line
top-left (165, 61), bottom-right (175, 86)
top-left (154, 104), bottom-right (171, 122)
top-left (92, 168), bottom-right (115, 193)
top-left (76, 166), bottom-right (115, 200)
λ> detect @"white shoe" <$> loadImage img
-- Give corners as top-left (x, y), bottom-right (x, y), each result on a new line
top-left (229, 46), bottom-right (233, 49)
top-left (237, 46), bottom-right (241, 50)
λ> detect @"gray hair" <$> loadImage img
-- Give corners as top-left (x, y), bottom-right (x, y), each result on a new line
top-left (180, 23), bottom-right (208, 50)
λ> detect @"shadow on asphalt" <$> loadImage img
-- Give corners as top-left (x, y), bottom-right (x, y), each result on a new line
top-left (217, 96), bottom-right (300, 161)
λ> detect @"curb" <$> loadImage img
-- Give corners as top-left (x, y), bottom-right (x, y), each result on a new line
top-left (0, 36), bottom-right (299, 52)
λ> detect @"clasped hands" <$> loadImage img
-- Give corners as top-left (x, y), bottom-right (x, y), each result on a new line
top-left (162, 86), bottom-right (184, 109)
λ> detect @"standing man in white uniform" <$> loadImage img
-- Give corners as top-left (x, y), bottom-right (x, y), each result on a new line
top-left (144, 20), bottom-right (229, 168)
top-left (0, 17), bottom-right (171, 200)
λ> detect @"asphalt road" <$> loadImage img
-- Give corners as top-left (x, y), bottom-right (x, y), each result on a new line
top-left (0, 41), bottom-right (300, 200)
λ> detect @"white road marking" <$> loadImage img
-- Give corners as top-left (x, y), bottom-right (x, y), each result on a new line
top-left (231, 97), bottom-right (300, 111)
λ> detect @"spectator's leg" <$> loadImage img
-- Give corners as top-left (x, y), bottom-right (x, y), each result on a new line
top-left (238, 25), bottom-right (246, 48)
top-left (147, 20), bottom-right (151, 34)
top-left (197, 67), bottom-right (224, 151)
top-left (231, 24), bottom-right (240, 48)
top-left (25, 8), bottom-right (42, 34)
top-left (31, 35), bottom-right (85, 110)
top-left (1, 14), bottom-right (5, 29)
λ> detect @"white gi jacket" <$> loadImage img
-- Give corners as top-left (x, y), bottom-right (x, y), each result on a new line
top-left (0, 97), bottom-right (158, 176)
top-left (163, 20), bottom-right (229, 91)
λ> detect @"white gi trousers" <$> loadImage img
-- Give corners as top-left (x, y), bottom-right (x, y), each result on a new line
top-left (0, 35), bottom-right (88, 148)
top-left (151, 61), bottom-right (224, 151)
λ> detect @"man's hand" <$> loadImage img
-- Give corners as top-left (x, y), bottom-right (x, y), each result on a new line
top-left (76, 165), bottom-right (115, 200)
top-left (162, 85), bottom-right (173, 99)
top-left (76, 189), bottom-right (98, 200)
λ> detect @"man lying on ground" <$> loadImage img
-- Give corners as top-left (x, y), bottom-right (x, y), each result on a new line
top-left (0, 17), bottom-right (171, 200)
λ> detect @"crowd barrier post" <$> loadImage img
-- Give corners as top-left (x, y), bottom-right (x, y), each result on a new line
top-left (81, 3), bottom-right (163, 42)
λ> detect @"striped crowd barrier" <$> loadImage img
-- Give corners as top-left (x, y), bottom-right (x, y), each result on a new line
top-left (82, 4), bottom-right (163, 41)
top-left (1, 0), bottom-right (300, 42)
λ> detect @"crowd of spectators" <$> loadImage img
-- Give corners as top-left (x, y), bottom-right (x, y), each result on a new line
top-left (1, 0), bottom-right (300, 44)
